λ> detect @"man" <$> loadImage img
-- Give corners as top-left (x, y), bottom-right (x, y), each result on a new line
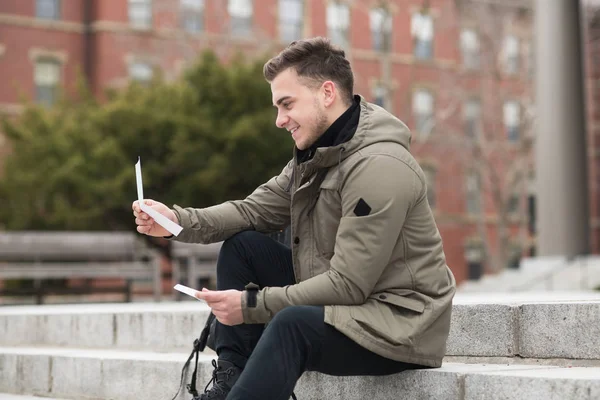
top-left (133, 37), bottom-right (455, 400)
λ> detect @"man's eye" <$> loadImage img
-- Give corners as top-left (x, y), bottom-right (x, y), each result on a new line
top-left (283, 102), bottom-right (291, 109)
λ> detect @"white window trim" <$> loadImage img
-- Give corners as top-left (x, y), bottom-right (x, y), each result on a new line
top-left (327, 2), bottom-right (350, 47)
top-left (370, 7), bottom-right (392, 51)
top-left (129, 0), bottom-right (153, 29)
top-left (279, 0), bottom-right (304, 42)
top-left (228, 0), bottom-right (253, 18)
top-left (181, 0), bottom-right (205, 33)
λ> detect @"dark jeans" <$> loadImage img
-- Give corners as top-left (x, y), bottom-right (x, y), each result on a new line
top-left (215, 231), bottom-right (420, 400)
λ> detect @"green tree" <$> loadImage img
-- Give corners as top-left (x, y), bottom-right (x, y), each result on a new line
top-left (0, 50), bottom-right (291, 231)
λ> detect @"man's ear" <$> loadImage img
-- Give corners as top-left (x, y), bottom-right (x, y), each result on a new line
top-left (321, 81), bottom-right (336, 108)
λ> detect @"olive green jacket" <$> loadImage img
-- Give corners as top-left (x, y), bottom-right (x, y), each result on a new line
top-left (172, 97), bottom-right (456, 367)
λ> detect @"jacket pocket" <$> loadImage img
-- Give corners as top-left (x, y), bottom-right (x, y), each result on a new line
top-left (311, 177), bottom-right (341, 258)
top-left (371, 293), bottom-right (426, 313)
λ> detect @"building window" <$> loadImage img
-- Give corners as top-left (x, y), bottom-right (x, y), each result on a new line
top-left (460, 29), bottom-right (480, 69)
top-left (411, 12), bottom-right (433, 60)
top-left (129, 0), bottom-right (152, 29)
top-left (327, 2), bottom-right (350, 48)
top-left (412, 89), bottom-right (434, 135)
top-left (423, 167), bottom-right (437, 208)
top-left (279, 0), bottom-right (304, 43)
top-left (228, 0), bottom-right (253, 36)
top-left (465, 241), bottom-right (485, 280)
top-left (35, 59), bottom-right (61, 106)
top-left (181, 0), bottom-right (204, 33)
top-left (503, 35), bottom-right (520, 74)
top-left (36, 0), bottom-right (61, 20)
top-left (370, 7), bottom-right (392, 52)
top-left (503, 100), bottom-right (520, 142)
top-left (466, 171), bottom-right (481, 214)
top-left (373, 84), bottom-right (386, 108)
top-left (464, 98), bottom-right (481, 139)
top-left (129, 62), bottom-right (154, 83)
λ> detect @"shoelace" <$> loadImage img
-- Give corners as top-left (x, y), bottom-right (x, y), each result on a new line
top-left (201, 358), bottom-right (298, 400)
top-left (200, 359), bottom-right (236, 398)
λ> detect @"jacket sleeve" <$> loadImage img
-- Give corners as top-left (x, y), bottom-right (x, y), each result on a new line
top-left (171, 160), bottom-right (293, 244)
top-left (242, 155), bottom-right (423, 323)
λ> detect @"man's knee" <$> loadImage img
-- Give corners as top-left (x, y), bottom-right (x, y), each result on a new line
top-left (268, 306), bottom-right (323, 333)
top-left (219, 231), bottom-right (261, 264)
top-left (222, 230), bottom-right (263, 249)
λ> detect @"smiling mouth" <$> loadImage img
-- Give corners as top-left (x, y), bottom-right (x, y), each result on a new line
top-left (290, 127), bottom-right (299, 135)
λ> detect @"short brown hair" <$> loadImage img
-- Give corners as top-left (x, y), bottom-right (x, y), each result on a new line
top-left (263, 37), bottom-right (354, 106)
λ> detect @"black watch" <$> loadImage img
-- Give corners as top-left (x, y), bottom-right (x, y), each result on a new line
top-left (245, 282), bottom-right (260, 308)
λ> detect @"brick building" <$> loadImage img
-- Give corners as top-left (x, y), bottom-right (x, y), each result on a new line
top-left (0, 0), bottom-right (597, 284)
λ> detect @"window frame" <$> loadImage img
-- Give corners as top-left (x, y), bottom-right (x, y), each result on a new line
top-left (129, 0), bottom-right (153, 29)
top-left (326, 1), bottom-right (350, 48)
top-left (412, 88), bottom-right (434, 136)
top-left (128, 61), bottom-right (154, 84)
top-left (411, 12), bottom-right (434, 60)
top-left (228, 0), bottom-right (254, 36)
top-left (36, 0), bottom-right (61, 20)
top-left (503, 100), bottom-right (521, 143)
top-left (460, 28), bottom-right (480, 70)
top-left (278, 0), bottom-right (304, 42)
top-left (181, 0), bottom-right (205, 33)
top-left (34, 58), bottom-right (61, 107)
top-left (370, 7), bottom-right (392, 52)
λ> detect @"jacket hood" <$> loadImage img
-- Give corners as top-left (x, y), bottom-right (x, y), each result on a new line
top-left (307, 96), bottom-right (412, 169)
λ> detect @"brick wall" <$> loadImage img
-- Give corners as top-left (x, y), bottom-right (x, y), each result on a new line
top-left (0, 0), bottom-right (564, 283)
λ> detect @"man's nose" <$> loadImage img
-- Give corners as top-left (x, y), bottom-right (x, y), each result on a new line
top-left (276, 111), bottom-right (288, 129)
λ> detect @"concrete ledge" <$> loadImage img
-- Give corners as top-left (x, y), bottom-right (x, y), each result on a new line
top-left (0, 395), bottom-right (68, 400)
top-left (448, 293), bottom-right (600, 359)
top-left (0, 302), bottom-right (211, 352)
top-left (519, 302), bottom-right (600, 359)
top-left (2, 295), bottom-right (600, 360)
top-left (447, 303), bottom-right (516, 357)
top-left (1, 347), bottom-right (600, 400)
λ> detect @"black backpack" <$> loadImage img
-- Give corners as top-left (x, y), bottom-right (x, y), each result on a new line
top-left (171, 312), bottom-right (217, 399)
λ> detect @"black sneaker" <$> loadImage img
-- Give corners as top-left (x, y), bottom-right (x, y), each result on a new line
top-left (194, 359), bottom-right (242, 400)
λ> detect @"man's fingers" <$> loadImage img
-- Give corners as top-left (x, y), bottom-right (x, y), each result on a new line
top-left (195, 289), bottom-right (219, 301)
top-left (137, 225), bottom-right (151, 234)
top-left (135, 217), bottom-right (152, 226)
top-left (133, 210), bottom-right (150, 220)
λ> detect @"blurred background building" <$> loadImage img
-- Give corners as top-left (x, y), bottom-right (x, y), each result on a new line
top-left (0, 0), bottom-right (598, 286)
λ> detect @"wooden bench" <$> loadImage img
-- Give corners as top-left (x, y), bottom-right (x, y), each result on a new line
top-left (171, 241), bottom-right (222, 298)
top-left (0, 231), bottom-right (161, 304)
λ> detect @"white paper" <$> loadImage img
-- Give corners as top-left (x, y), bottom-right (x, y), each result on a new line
top-left (174, 284), bottom-right (204, 302)
top-left (135, 157), bottom-right (183, 236)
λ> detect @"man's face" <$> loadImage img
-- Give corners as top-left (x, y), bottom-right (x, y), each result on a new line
top-left (271, 68), bottom-right (329, 150)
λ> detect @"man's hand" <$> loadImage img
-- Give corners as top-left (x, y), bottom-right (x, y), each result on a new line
top-left (132, 199), bottom-right (178, 237)
top-left (196, 288), bottom-right (244, 326)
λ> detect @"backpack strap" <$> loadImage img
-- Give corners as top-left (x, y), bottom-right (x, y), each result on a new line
top-left (171, 313), bottom-right (216, 400)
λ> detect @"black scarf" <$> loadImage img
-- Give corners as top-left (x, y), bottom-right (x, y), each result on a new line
top-left (296, 95), bottom-right (361, 165)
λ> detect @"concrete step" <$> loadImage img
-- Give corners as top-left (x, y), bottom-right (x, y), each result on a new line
top-left (2, 294), bottom-right (600, 361)
top-left (0, 395), bottom-right (68, 400)
top-left (1, 346), bottom-right (599, 400)
top-left (448, 292), bottom-right (600, 360)
top-left (0, 301), bottom-right (211, 352)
